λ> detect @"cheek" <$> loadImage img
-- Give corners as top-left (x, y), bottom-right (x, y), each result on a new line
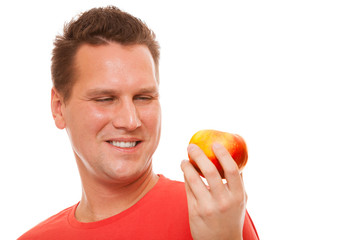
top-left (66, 104), bottom-right (109, 139)
top-left (138, 104), bottom-right (161, 141)
top-left (141, 105), bottom-right (161, 129)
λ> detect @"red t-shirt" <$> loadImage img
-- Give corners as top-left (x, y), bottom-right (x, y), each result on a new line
top-left (18, 175), bottom-right (259, 239)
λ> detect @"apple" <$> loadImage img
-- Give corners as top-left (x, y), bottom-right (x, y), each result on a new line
top-left (188, 129), bottom-right (248, 179)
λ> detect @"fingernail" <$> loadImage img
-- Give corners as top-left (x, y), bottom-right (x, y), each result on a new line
top-left (213, 142), bottom-right (221, 149)
top-left (187, 144), bottom-right (197, 152)
top-left (180, 160), bottom-right (186, 169)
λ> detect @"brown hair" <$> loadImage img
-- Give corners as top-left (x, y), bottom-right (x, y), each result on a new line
top-left (51, 6), bottom-right (160, 102)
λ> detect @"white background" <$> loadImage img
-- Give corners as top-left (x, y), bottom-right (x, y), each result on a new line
top-left (1, 0), bottom-right (359, 239)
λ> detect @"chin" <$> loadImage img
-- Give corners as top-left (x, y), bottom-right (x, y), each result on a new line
top-left (103, 160), bottom-right (152, 183)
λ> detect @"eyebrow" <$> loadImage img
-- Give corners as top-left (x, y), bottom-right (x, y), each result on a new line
top-left (85, 87), bottom-right (159, 97)
top-left (137, 86), bottom-right (159, 94)
top-left (85, 89), bottom-right (116, 97)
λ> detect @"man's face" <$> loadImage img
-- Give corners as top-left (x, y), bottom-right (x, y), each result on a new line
top-left (55, 43), bottom-right (161, 183)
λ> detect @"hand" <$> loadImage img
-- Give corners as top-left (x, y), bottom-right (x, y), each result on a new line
top-left (181, 143), bottom-right (247, 240)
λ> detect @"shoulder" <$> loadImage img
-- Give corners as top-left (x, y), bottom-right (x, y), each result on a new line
top-left (137, 175), bottom-right (191, 235)
top-left (155, 175), bottom-right (186, 196)
top-left (157, 174), bottom-right (185, 188)
top-left (17, 204), bottom-right (76, 240)
top-left (144, 175), bottom-right (187, 208)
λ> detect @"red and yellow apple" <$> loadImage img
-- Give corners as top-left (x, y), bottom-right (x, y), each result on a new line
top-left (188, 129), bottom-right (248, 179)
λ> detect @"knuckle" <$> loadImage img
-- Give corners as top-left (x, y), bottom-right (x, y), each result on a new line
top-left (186, 174), bottom-right (199, 185)
top-left (234, 193), bottom-right (247, 208)
top-left (199, 204), bottom-right (215, 217)
top-left (224, 167), bottom-right (240, 177)
top-left (217, 199), bottom-right (231, 213)
top-left (202, 167), bottom-right (219, 178)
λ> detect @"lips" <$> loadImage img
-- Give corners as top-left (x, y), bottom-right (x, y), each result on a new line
top-left (108, 140), bottom-right (140, 148)
top-left (105, 137), bottom-right (142, 149)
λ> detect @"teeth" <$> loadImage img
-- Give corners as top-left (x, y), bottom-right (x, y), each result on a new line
top-left (110, 141), bottom-right (137, 148)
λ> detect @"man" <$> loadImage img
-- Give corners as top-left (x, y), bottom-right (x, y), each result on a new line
top-left (18, 6), bottom-right (259, 240)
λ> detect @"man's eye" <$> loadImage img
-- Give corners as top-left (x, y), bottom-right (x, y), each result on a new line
top-left (135, 96), bottom-right (152, 101)
top-left (95, 98), bottom-right (114, 102)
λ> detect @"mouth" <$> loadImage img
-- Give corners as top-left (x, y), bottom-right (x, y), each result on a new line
top-left (107, 140), bottom-right (141, 148)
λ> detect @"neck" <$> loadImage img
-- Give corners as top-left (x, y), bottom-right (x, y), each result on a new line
top-left (75, 167), bottom-right (159, 222)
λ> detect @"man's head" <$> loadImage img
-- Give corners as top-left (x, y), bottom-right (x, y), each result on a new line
top-left (51, 6), bottom-right (160, 103)
top-left (51, 7), bottom-right (161, 184)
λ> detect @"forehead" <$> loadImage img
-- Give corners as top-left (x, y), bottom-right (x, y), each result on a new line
top-left (72, 43), bottom-right (158, 92)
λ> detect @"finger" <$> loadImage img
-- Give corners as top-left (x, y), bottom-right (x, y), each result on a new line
top-left (240, 173), bottom-right (247, 203)
top-left (212, 142), bottom-right (243, 192)
top-left (187, 144), bottom-right (225, 195)
top-left (183, 174), bottom-right (195, 202)
top-left (181, 159), bottom-right (210, 200)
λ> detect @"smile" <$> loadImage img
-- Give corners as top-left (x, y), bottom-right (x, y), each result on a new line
top-left (108, 141), bottom-right (140, 148)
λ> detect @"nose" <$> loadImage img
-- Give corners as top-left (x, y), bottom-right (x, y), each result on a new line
top-left (112, 99), bottom-right (141, 131)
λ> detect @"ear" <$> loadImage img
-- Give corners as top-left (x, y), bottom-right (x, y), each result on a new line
top-left (51, 87), bottom-right (66, 129)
